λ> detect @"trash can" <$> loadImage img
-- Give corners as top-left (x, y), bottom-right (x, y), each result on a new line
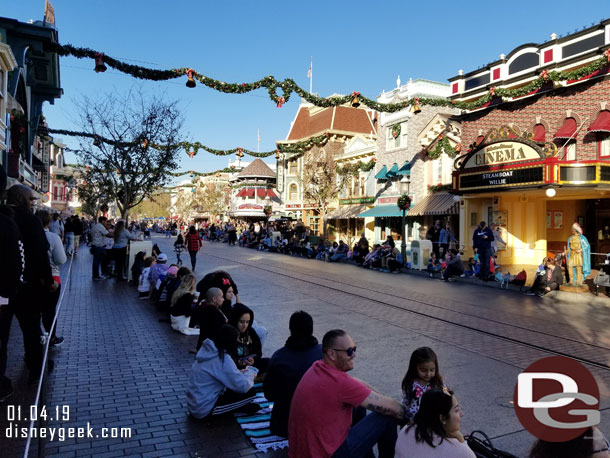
top-left (410, 240), bottom-right (433, 270)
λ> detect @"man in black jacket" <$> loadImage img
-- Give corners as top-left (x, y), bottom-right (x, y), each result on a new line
top-left (525, 257), bottom-right (563, 297)
top-left (7, 184), bottom-right (55, 383)
top-left (472, 221), bottom-right (494, 281)
top-left (263, 311), bottom-right (322, 438)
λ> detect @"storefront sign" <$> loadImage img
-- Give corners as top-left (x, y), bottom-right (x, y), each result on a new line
top-left (238, 203), bottom-right (263, 210)
top-left (339, 197), bottom-right (375, 205)
top-left (376, 196), bottom-right (398, 204)
top-left (459, 166), bottom-right (544, 191)
top-left (463, 142), bottom-right (542, 169)
top-left (285, 204), bottom-right (302, 209)
top-left (277, 158), bottom-right (284, 192)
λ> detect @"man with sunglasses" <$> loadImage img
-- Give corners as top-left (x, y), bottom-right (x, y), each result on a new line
top-left (289, 329), bottom-right (403, 458)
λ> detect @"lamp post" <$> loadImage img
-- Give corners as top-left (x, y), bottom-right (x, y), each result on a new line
top-left (263, 195), bottom-right (272, 235)
top-left (399, 174), bottom-right (411, 264)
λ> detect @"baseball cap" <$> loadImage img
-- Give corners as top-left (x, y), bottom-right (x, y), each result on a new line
top-left (157, 253), bottom-right (167, 262)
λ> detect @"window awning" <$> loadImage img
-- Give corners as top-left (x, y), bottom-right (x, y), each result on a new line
top-left (266, 189), bottom-right (278, 198)
top-left (407, 192), bottom-right (458, 216)
top-left (358, 205), bottom-right (403, 218)
top-left (244, 188), bottom-right (255, 197)
top-left (256, 188), bottom-right (267, 198)
top-left (385, 163), bottom-right (399, 178)
top-left (397, 161), bottom-right (411, 176)
top-left (532, 124), bottom-right (546, 142)
top-left (327, 203), bottom-right (372, 219)
top-left (374, 165), bottom-right (388, 180)
top-left (553, 118), bottom-right (577, 140)
top-left (236, 189), bottom-right (246, 197)
top-left (588, 111), bottom-right (610, 133)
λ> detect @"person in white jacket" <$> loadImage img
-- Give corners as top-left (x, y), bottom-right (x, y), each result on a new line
top-left (37, 210), bottom-right (67, 347)
top-left (187, 324), bottom-right (259, 420)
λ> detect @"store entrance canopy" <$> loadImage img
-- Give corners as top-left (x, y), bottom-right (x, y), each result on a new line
top-left (358, 205), bottom-right (403, 218)
top-left (407, 193), bottom-right (458, 216)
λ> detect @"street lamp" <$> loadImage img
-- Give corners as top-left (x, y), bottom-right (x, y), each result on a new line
top-left (263, 195), bottom-right (272, 234)
top-left (399, 174), bottom-right (411, 264)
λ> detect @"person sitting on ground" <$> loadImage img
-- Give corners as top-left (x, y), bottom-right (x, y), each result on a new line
top-left (288, 329), bottom-right (403, 458)
top-left (315, 242), bottom-right (327, 260)
top-left (187, 324), bottom-right (259, 420)
top-left (131, 251), bottom-right (146, 286)
top-left (149, 253), bottom-right (169, 299)
top-left (528, 426), bottom-right (609, 458)
top-left (152, 243), bottom-right (161, 257)
top-left (228, 303), bottom-right (270, 373)
top-left (401, 347), bottom-right (448, 424)
top-left (264, 311), bottom-right (322, 438)
top-left (463, 257), bottom-right (479, 278)
top-left (525, 257), bottom-right (563, 297)
top-left (325, 241), bottom-right (338, 260)
top-left (442, 249), bottom-right (465, 282)
top-left (427, 252), bottom-right (442, 278)
top-left (395, 390), bottom-right (475, 458)
top-left (196, 270), bottom-right (241, 304)
top-left (363, 244), bottom-right (383, 269)
top-left (219, 283), bottom-right (236, 318)
top-left (380, 243), bottom-right (399, 272)
top-left (157, 265), bottom-right (180, 313)
top-left (169, 273), bottom-right (200, 336)
top-left (138, 257), bottom-right (155, 298)
top-left (194, 287), bottom-right (227, 351)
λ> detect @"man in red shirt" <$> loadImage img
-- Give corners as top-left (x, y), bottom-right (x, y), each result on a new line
top-left (288, 329), bottom-right (403, 458)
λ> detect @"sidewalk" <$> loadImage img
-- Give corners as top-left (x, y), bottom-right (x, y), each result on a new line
top-left (35, 244), bottom-right (281, 458)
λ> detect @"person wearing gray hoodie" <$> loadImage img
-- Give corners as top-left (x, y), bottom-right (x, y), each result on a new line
top-left (187, 324), bottom-right (258, 419)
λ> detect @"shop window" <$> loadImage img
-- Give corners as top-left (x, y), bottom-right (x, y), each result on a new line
top-left (360, 177), bottom-right (365, 196)
top-left (289, 183), bottom-right (298, 201)
top-left (564, 142), bottom-right (576, 161)
top-left (309, 216), bottom-right (320, 235)
top-left (600, 137), bottom-right (610, 158)
top-left (288, 160), bottom-right (298, 175)
top-left (387, 122), bottom-right (407, 149)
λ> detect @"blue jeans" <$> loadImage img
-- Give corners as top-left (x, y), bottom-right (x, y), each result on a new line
top-left (64, 232), bottom-right (74, 255)
top-left (92, 246), bottom-right (106, 278)
top-left (331, 253), bottom-right (347, 262)
top-left (333, 412), bottom-right (397, 458)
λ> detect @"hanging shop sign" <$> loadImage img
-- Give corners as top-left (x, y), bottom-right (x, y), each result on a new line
top-left (376, 196), bottom-right (399, 204)
top-left (285, 204), bottom-right (302, 209)
top-left (339, 197), bottom-right (375, 205)
top-left (459, 165), bottom-right (544, 191)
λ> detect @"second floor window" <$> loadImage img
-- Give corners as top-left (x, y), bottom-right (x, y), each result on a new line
top-left (600, 137), bottom-right (610, 158)
top-left (564, 142), bottom-right (576, 161)
top-left (288, 160), bottom-right (298, 175)
top-left (289, 183), bottom-right (298, 201)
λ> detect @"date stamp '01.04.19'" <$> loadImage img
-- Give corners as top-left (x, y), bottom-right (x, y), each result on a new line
top-left (4, 405), bottom-right (132, 441)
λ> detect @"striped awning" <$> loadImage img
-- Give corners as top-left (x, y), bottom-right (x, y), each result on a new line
top-left (256, 188), bottom-right (267, 198)
top-left (375, 165), bottom-right (388, 180)
top-left (553, 118), bottom-right (577, 140)
top-left (385, 163), bottom-right (399, 178)
top-left (407, 192), bottom-right (458, 216)
top-left (358, 205), bottom-right (403, 218)
top-left (236, 189), bottom-right (246, 197)
top-left (243, 188), bottom-right (255, 197)
top-left (588, 110), bottom-right (610, 133)
top-left (267, 189), bottom-right (278, 198)
top-left (327, 203), bottom-right (371, 219)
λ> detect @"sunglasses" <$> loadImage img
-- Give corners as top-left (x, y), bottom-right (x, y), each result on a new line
top-left (332, 346), bottom-right (357, 357)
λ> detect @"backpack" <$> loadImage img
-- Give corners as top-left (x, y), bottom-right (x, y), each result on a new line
top-left (510, 270), bottom-right (527, 286)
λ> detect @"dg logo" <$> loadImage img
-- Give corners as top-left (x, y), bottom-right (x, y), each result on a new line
top-left (513, 356), bottom-right (600, 442)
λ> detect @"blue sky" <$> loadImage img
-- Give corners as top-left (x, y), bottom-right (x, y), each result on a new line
top-left (3, 1), bottom-right (608, 179)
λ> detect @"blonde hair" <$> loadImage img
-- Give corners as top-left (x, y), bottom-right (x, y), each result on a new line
top-left (171, 274), bottom-right (197, 308)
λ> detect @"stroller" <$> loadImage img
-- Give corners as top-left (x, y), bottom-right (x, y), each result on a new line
top-left (593, 253), bottom-right (610, 296)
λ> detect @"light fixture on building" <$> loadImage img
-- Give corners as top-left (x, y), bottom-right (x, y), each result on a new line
top-left (453, 194), bottom-right (461, 202)
top-left (545, 188), bottom-right (557, 198)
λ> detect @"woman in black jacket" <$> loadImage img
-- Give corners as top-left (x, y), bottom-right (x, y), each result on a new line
top-left (228, 303), bottom-right (269, 373)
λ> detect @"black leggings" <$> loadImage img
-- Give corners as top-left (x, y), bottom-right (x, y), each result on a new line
top-left (189, 250), bottom-right (198, 270)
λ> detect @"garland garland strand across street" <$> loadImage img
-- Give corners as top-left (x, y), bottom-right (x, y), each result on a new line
top-left (44, 43), bottom-right (610, 112)
top-left (48, 129), bottom-right (329, 159)
top-left (167, 167), bottom-right (237, 177)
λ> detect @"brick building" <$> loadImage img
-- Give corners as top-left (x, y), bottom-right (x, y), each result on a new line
top-left (449, 19), bottom-right (610, 271)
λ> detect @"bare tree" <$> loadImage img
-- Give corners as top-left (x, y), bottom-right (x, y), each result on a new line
top-left (74, 89), bottom-right (184, 223)
top-left (299, 149), bottom-right (346, 239)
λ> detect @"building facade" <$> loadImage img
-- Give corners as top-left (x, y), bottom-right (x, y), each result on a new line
top-left (449, 19), bottom-right (610, 271)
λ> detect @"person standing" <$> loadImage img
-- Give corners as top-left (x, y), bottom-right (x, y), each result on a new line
top-left (567, 222), bottom-right (591, 286)
top-left (49, 212), bottom-right (63, 240)
top-left (288, 329), bottom-right (403, 458)
top-left (185, 226), bottom-right (202, 271)
top-left (37, 210), bottom-right (66, 346)
top-left (91, 216), bottom-right (113, 280)
top-left (439, 223), bottom-right (457, 257)
top-left (426, 220), bottom-right (443, 257)
top-left (112, 221), bottom-right (140, 281)
top-left (472, 221), bottom-right (494, 281)
top-left (72, 215), bottom-right (83, 255)
top-left (63, 215), bottom-right (74, 256)
top-left (7, 184), bottom-right (54, 383)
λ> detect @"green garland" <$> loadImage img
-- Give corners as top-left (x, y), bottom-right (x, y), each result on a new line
top-left (427, 183), bottom-right (452, 192)
top-left (391, 124), bottom-right (401, 139)
top-left (50, 129), bottom-right (329, 159)
top-left (336, 160), bottom-right (376, 176)
top-left (397, 193), bottom-right (411, 211)
top-left (167, 167), bottom-right (236, 177)
top-left (231, 181), bottom-right (274, 189)
top-left (427, 135), bottom-right (457, 160)
top-left (45, 43), bottom-right (610, 112)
